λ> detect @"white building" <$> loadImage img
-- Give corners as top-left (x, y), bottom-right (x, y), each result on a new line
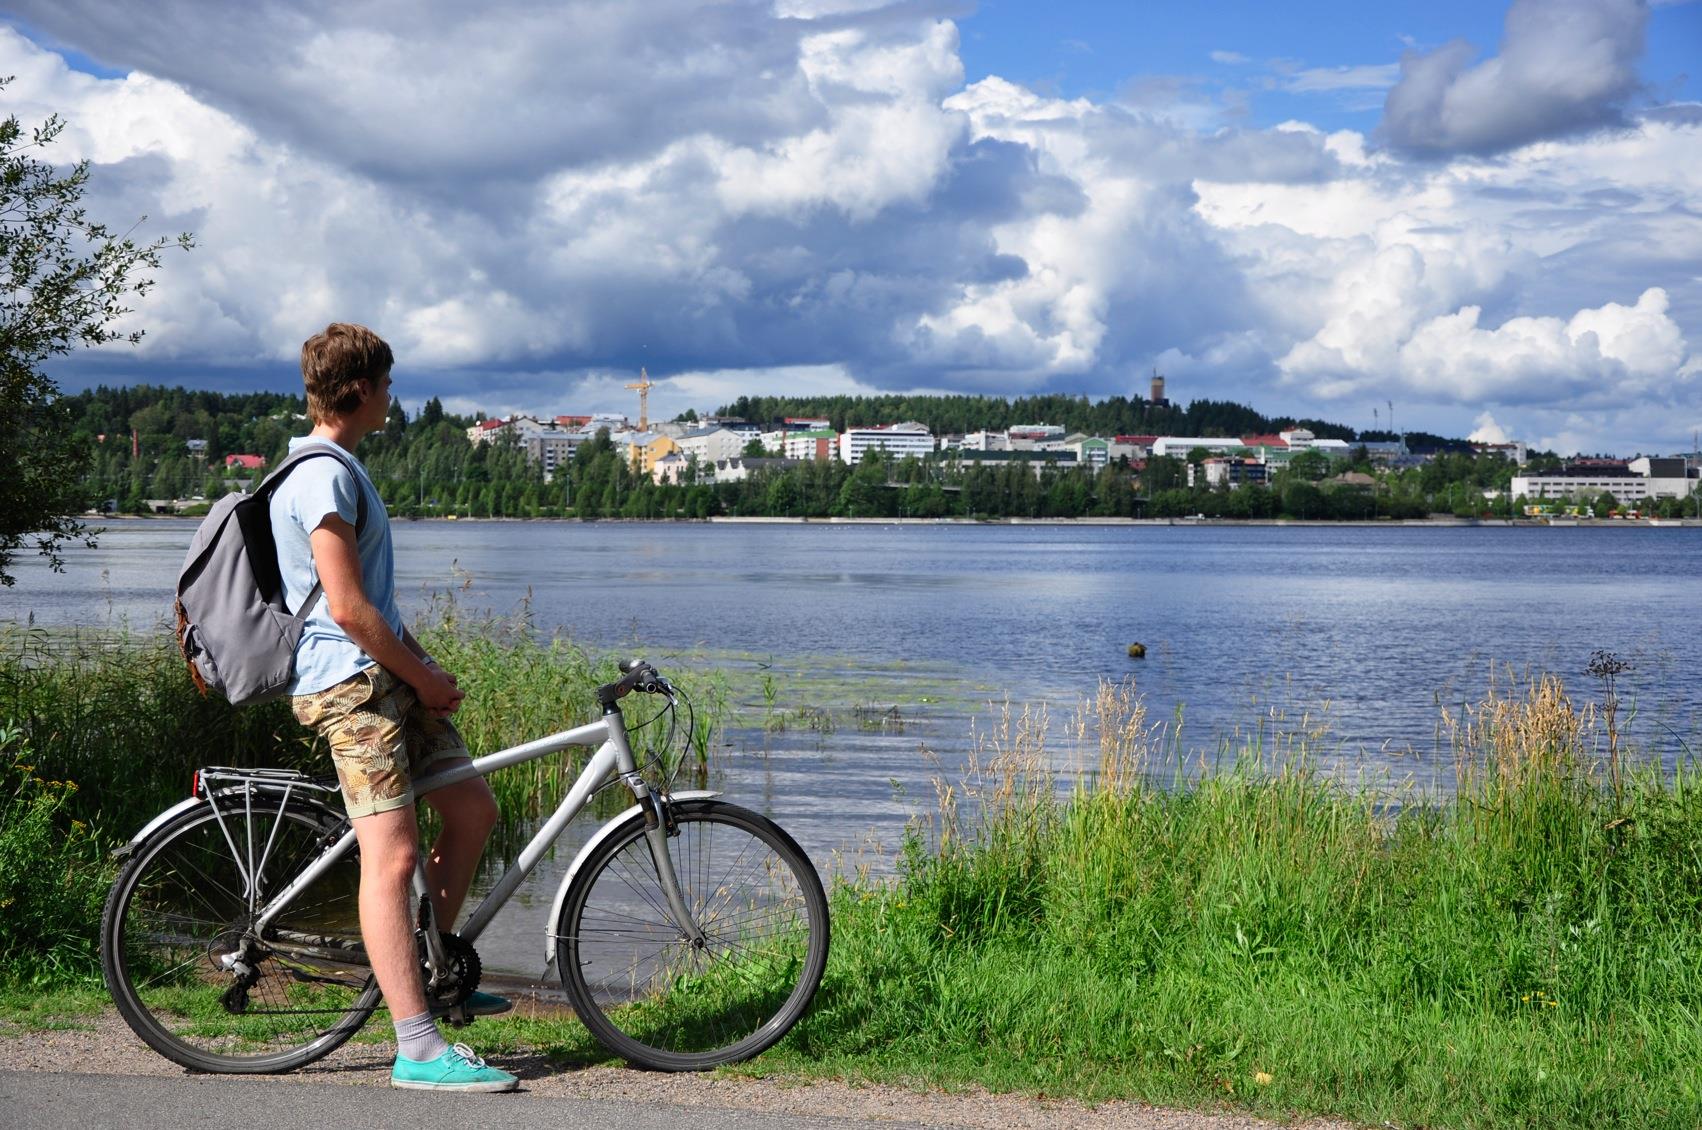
top-left (1110, 435), bottom-right (1157, 461)
top-left (1064, 434), bottom-right (1109, 469)
top-left (1629, 456), bottom-right (1696, 497)
top-left (651, 451), bottom-right (688, 485)
top-left (784, 429), bottom-right (838, 461)
top-left (706, 456), bottom-right (800, 483)
top-left (1512, 458), bottom-right (1696, 505)
top-left (677, 426), bottom-right (747, 466)
top-left (1194, 457), bottom-right (1268, 489)
top-left (467, 414), bottom-right (548, 445)
top-left (1150, 436), bottom-right (1249, 458)
top-left (1473, 441), bottom-right (1529, 464)
top-left (469, 415), bottom-right (596, 481)
top-left (1277, 428), bottom-right (1353, 458)
top-left (1008, 424), bottom-right (1065, 444)
top-left (839, 422), bottom-right (934, 464)
top-left (959, 429), bottom-right (1010, 452)
top-left (526, 432), bottom-right (588, 481)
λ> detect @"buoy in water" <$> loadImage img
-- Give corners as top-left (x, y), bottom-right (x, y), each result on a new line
top-left (1127, 643), bottom-right (1146, 658)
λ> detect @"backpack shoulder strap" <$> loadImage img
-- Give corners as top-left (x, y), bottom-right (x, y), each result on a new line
top-left (259, 444), bottom-right (369, 535)
top-left (260, 445), bottom-right (373, 622)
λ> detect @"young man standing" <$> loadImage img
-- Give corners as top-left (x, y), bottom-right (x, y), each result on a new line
top-left (271, 322), bottom-right (517, 1092)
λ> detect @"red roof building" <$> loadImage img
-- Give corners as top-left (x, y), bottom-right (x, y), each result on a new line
top-left (1241, 433), bottom-right (1289, 448)
top-left (224, 454), bottom-right (266, 470)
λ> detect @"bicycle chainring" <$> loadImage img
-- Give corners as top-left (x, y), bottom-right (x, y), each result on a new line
top-left (422, 931), bottom-right (481, 1010)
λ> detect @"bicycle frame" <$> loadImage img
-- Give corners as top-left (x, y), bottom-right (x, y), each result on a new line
top-left (250, 700), bottom-right (714, 985)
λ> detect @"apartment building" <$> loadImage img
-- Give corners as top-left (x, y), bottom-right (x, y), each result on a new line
top-left (839, 422), bottom-right (934, 464)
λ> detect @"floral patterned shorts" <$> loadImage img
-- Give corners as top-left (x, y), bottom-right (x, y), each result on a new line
top-left (290, 665), bottom-right (469, 819)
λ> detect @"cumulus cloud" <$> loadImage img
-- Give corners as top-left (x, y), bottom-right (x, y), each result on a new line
top-left (9, 0), bottom-right (832, 186)
top-left (1394, 287), bottom-right (1684, 402)
top-left (1381, 0), bottom-right (1649, 156)
top-left (3, 0), bottom-right (1698, 454)
top-left (1468, 412), bottom-right (1512, 444)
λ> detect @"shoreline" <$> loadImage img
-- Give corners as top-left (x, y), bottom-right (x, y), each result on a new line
top-left (88, 511), bottom-right (1702, 528)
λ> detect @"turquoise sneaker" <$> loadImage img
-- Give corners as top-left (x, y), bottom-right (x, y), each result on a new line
top-left (391, 1042), bottom-right (518, 1092)
top-left (429, 990), bottom-right (513, 1018)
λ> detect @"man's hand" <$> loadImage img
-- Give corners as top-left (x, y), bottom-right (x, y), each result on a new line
top-left (416, 665), bottom-right (465, 716)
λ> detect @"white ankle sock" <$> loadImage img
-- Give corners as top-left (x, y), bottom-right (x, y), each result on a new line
top-left (394, 1010), bottom-right (450, 1062)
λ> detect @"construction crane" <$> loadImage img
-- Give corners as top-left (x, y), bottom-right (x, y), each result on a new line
top-left (625, 367), bottom-right (653, 432)
top-left (624, 367), bottom-right (654, 471)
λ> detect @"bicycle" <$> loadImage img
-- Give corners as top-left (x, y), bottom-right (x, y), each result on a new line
top-left (99, 659), bottom-right (829, 1075)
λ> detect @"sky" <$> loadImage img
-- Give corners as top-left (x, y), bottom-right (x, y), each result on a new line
top-left (4, 0), bottom-right (1700, 454)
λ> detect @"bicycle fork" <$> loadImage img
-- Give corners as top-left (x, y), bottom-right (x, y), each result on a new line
top-left (624, 771), bottom-right (709, 948)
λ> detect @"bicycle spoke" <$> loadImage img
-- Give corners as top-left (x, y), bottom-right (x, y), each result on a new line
top-left (105, 800), bottom-right (378, 1073)
top-left (560, 803), bottom-right (826, 1069)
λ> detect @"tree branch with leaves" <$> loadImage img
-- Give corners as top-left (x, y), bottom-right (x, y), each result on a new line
top-left (0, 78), bottom-right (193, 584)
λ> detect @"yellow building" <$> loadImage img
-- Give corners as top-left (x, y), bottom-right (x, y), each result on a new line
top-left (632, 433), bottom-right (680, 476)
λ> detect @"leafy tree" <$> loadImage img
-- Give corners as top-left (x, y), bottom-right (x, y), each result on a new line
top-left (0, 89), bottom-right (192, 583)
top-left (1142, 455), bottom-right (1186, 493)
top-left (1287, 448), bottom-right (1331, 482)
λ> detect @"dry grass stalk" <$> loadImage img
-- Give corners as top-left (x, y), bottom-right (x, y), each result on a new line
top-left (1445, 672), bottom-right (1594, 794)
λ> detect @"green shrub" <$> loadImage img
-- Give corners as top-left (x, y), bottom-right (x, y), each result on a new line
top-left (0, 725), bottom-right (109, 983)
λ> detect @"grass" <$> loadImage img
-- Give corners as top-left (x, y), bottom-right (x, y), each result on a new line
top-left (5, 637), bottom-right (1700, 1128)
top-left (739, 676), bottom-right (1702, 1128)
top-left (0, 608), bottom-right (727, 987)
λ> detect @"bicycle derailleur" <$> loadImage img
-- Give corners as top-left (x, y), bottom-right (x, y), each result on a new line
top-left (213, 929), bottom-right (262, 1015)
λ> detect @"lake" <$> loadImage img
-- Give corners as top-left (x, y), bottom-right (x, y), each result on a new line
top-left (5, 518), bottom-right (1699, 976)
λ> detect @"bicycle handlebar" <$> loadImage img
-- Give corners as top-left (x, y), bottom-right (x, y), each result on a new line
top-left (596, 658), bottom-right (673, 708)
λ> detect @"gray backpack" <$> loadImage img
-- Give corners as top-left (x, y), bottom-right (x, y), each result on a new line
top-left (174, 445), bottom-right (368, 705)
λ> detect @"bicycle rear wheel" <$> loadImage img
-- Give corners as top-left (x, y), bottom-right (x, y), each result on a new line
top-left (101, 794), bottom-right (380, 1073)
top-left (556, 799), bottom-right (829, 1071)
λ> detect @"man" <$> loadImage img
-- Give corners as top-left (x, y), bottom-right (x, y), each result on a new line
top-left (271, 322), bottom-right (517, 1092)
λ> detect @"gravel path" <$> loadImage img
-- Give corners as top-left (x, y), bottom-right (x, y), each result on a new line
top-left (0, 1008), bottom-right (1358, 1130)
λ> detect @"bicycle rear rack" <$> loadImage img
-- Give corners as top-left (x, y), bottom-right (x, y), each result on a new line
top-left (196, 766), bottom-right (341, 796)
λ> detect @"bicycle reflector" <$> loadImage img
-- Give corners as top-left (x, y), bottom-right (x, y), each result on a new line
top-left (191, 770), bottom-right (200, 797)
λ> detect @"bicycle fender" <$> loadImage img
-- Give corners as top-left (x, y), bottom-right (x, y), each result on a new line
top-left (113, 796), bottom-right (209, 858)
top-left (113, 785), bottom-right (342, 858)
top-left (543, 790), bottom-right (719, 967)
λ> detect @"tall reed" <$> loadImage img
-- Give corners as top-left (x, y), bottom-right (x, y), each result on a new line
top-left (0, 608), bottom-right (726, 845)
top-left (767, 673), bottom-right (1702, 1129)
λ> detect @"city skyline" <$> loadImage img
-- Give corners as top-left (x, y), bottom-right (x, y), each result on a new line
top-left (5, 0), bottom-right (1700, 456)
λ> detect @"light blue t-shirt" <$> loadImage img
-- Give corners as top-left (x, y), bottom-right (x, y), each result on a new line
top-left (268, 437), bottom-right (402, 695)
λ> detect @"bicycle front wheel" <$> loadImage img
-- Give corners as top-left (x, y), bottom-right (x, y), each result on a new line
top-left (101, 795), bottom-right (380, 1073)
top-left (557, 799), bottom-right (829, 1071)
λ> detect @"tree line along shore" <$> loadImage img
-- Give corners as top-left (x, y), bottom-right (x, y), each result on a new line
top-left (59, 385), bottom-right (1573, 522)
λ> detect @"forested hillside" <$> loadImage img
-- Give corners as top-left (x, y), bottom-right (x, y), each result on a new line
top-left (47, 384), bottom-right (1574, 522)
top-left (713, 392), bottom-right (1357, 441)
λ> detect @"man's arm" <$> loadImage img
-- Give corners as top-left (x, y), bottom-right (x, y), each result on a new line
top-left (310, 515), bottom-right (463, 714)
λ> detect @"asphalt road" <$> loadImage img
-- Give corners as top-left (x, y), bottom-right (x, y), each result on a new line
top-left (0, 1070), bottom-right (931, 1130)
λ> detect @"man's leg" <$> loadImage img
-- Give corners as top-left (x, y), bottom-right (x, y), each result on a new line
top-left (419, 772), bottom-right (499, 929)
top-left (349, 806), bottom-right (428, 1020)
